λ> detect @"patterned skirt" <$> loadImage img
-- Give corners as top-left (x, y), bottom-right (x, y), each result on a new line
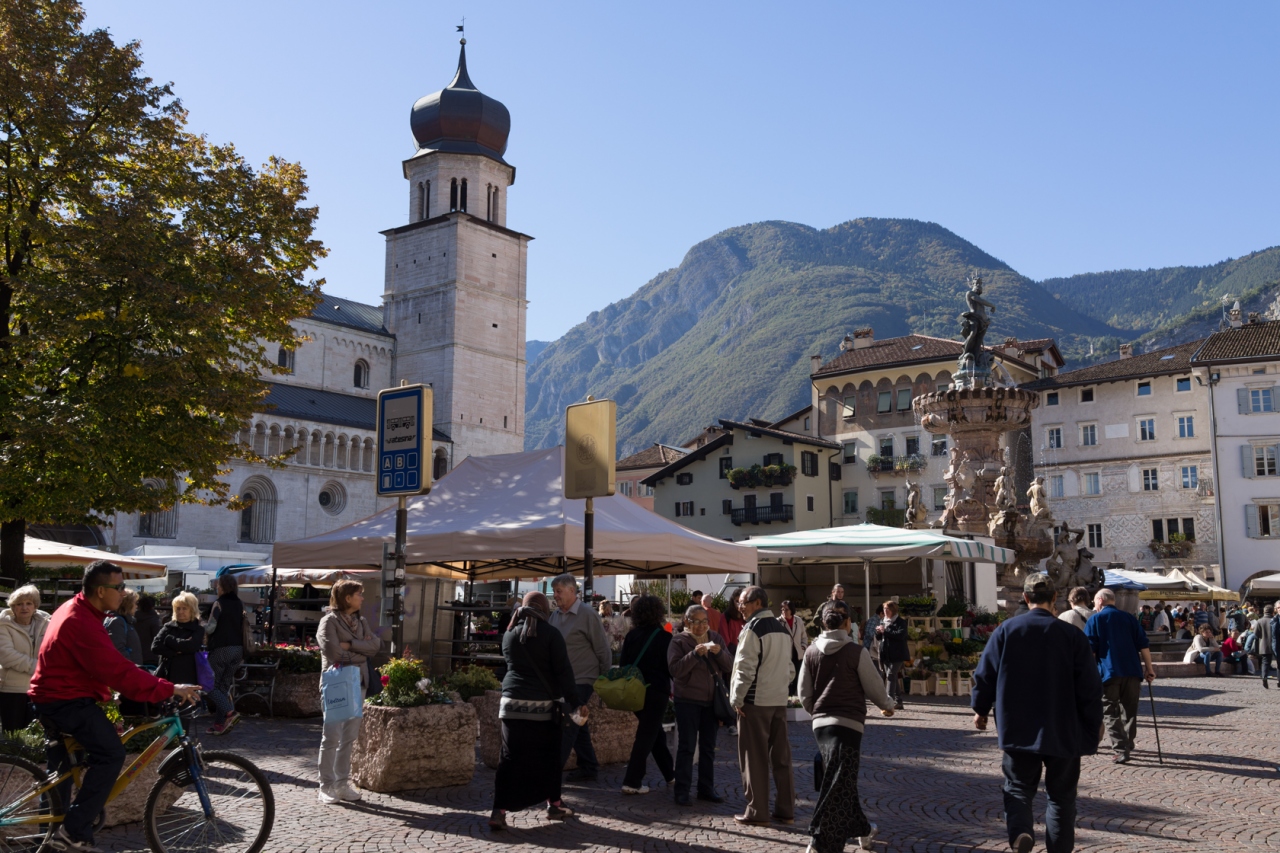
top-left (809, 725), bottom-right (872, 853)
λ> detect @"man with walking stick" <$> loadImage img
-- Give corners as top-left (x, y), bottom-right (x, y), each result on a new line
top-left (1084, 588), bottom-right (1156, 764)
top-left (971, 573), bottom-right (1103, 853)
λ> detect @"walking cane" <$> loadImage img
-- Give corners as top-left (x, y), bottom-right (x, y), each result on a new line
top-left (1147, 681), bottom-right (1163, 765)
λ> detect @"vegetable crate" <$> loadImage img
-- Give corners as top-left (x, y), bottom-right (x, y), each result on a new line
top-left (931, 673), bottom-right (954, 697)
top-left (955, 674), bottom-right (972, 697)
top-left (937, 617), bottom-right (963, 640)
top-left (907, 616), bottom-right (936, 633)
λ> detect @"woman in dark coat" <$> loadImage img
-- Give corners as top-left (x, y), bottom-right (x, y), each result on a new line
top-left (619, 594), bottom-right (674, 794)
top-left (490, 591), bottom-right (586, 830)
top-left (151, 591), bottom-right (203, 686)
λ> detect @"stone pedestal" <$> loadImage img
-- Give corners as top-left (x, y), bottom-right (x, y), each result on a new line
top-left (351, 700), bottom-right (477, 792)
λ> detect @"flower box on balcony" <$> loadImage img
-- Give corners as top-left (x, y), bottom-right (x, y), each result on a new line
top-left (1149, 539), bottom-right (1193, 559)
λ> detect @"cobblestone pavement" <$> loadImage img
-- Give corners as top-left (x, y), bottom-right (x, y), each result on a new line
top-left (96, 676), bottom-right (1279, 852)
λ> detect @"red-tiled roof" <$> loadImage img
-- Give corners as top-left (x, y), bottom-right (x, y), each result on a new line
top-left (1192, 320), bottom-right (1280, 363)
top-left (813, 334), bottom-right (963, 376)
top-left (717, 419), bottom-right (839, 449)
top-left (1026, 339), bottom-right (1204, 390)
top-left (617, 444), bottom-right (687, 471)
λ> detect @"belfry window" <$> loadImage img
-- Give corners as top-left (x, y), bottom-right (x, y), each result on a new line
top-left (460, 178), bottom-right (468, 212)
top-left (419, 181), bottom-right (430, 220)
top-left (486, 183), bottom-right (492, 220)
top-left (450, 178), bottom-right (458, 211)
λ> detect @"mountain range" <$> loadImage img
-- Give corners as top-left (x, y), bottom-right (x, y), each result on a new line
top-left (523, 218), bottom-right (1280, 456)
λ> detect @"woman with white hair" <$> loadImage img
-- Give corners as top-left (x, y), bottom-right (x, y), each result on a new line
top-left (0, 585), bottom-right (51, 731)
top-left (151, 591), bottom-right (204, 687)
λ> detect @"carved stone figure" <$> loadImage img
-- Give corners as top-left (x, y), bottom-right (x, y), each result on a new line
top-left (1027, 476), bottom-right (1050, 520)
top-left (905, 480), bottom-right (927, 528)
top-left (960, 276), bottom-right (995, 358)
top-left (993, 466), bottom-right (1016, 511)
top-left (933, 491), bottom-right (958, 530)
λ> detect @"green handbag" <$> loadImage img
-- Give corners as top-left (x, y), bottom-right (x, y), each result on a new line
top-left (593, 628), bottom-right (662, 711)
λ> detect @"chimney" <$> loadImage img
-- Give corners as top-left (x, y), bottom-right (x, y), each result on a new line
top-left (1248, 311), bottom-right (1261, 324)
top-left (810, 354), bottom-right (822, 374)
top-left (1118, 344), bottom-right (1133, 359)
top-left (1229, 300), bottom-right (1243, 328)
top-left (839, 334), bottom-right (854, 352)
top-left (853, 327), bottom-right (875, 350)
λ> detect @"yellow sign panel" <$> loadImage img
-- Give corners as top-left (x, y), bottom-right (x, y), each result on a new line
top-left (565, 398), bottom-right (616, 499)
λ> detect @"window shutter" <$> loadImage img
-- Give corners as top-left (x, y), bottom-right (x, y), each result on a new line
top-left (1243, 444), bottom-right (1255, 478)
top-left (829, 462), bottom-right (842, 481)
top-left (1245, 505), bottom-right (1260, 538)
top-left (1238, 388), bottom-right (1250, 414)
top-left (674, 502), bottom-right (681, 517)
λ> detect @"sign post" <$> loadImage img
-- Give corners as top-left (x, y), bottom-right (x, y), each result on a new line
top-left (377, 383), bottom-right (433, 655)
top-left (565, 397), bottom-right (616, 602)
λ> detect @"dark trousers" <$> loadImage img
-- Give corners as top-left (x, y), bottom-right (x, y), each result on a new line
top-left (623, 687), bottom-right (674, 788)
top-left (736, 704), bottom-right (795, 822)
top-left (1101, 677), bottom-right (1140, 756)
top-left (1261, 654), bottom-right (1276, 684)
top-left (34, 698), bottom-right (126, 844)
top-left (0, 692), bottom-right (34, 733)
top-left (1001, 750), bottom-right (1080, 853)
top-left (673, 701), bottom-right (718, 796)
top-left (559, 683), bottom-right (599, 774)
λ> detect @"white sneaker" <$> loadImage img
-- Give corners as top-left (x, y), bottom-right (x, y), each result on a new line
top-left (621, 784), bottom-right (650, 795)
top-left (317, 785), bottom-right (341, 804)
top-left (858, 822), bottom-right (879, 849)
top-left (47, 827), bottom-right (104, 853)
top-left (335, 782), bottom-right (363, 802)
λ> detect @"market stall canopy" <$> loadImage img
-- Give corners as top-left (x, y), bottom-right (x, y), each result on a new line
top-left (749, 523), bottom-right (1017, 564)
top-left (22, 537), bottom-right (165, 579)
top-left (271, 447), bottom-right (756, 580)
top-left (1167, 569), bottom-right (1240, 602)
top-left (1102, 570), bottom-right (1148, 591)
top-left (1111, 568), bottom-right (1240, 601)
top-left (229, 566), bottom-right (379, 588)
top-left (1246, 571), bottom-right (1280, 595)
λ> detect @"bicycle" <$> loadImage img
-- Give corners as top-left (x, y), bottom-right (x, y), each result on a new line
top-left (0, 698), bottom-right (274, 853)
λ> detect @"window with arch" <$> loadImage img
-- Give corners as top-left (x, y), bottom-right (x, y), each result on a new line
top-left (238, 477), bottom-right (278, 543)
top-left (418, 180), bottom-right (430, 221)
top-left (433, 450), bottom-right (448, 481)
top-left (450, 178), bottom-right (458, 211)
top-left (353, 359), bottom-right (369, 389)
top-left (491, 185), bottom-right (499, 222)
top-left (460, 178), bottom-right (468, 212)
top-left (137, 480), bottom-right (178, 539)
top-left (276, 347), bottom-right (294, 373)
top-left (485, 183), bottom-right (492, 220)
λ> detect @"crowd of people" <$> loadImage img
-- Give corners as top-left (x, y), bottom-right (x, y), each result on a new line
top-left (1132, 598), bottom-right (1280, 683)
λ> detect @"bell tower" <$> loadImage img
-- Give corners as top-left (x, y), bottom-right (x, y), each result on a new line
top-left (382, 39), bottom-right (531, 463)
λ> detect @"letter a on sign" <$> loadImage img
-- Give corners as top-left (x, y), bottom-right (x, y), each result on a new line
top-left (565, 398), bottom-right (616, 499)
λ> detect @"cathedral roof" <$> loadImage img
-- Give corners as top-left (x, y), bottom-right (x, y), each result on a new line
top-left (410, 40), bottom-right (511, 165)
top-left (261, 382), bottom-right (451, 442)
top-left (309, 295), bottom-right (391, 337)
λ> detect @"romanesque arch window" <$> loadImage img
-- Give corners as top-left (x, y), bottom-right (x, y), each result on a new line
top-left (238, 476), bottom-right (277, 543)
top-left (309, 431), bottom-right (322, 466)
top-left (363, 439), bottom-right (375, 472)
top-left (433, 449), bottom-right (448, 481)
top-left (252, 423), bottom-right (266, 456)
top-left (418, 181), bottom-right (431, 221)
top-left (268, 425), bottom-right (282, 457)
top-left (353, 360), bottom-right (369, 389)
top-left (450, 178), bottom-right (458, 211)
top-left (137, 479), bottom-right (178, 539)
top-left (460, 178), bottom-right (468, 213)
top-left (490, 185), bottom-right (499, 222)
top-left (322, 433), bottom-right (335, 467)
top-left (276, 347), bottom-right (294, 372)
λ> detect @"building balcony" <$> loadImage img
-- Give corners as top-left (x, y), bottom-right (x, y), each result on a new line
top-left (730, 504), bottom-right (794, 526)
top-left (865, 506), bottom-right (907, 527)
top-left (865, 454), bottom-right (926, 479)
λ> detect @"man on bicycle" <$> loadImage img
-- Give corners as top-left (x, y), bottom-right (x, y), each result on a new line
top-left (29, 560), bottom-right (201, 853)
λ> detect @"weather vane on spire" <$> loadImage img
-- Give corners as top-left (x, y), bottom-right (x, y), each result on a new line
top-left (457, 18), bottom-right (465, 33)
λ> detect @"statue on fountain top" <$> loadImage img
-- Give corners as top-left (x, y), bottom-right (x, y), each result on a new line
top-left (955, 275), bottom-right (997, 389)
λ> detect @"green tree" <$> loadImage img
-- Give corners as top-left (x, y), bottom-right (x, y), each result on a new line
top-left (0, 0), bottom-right (324, 582)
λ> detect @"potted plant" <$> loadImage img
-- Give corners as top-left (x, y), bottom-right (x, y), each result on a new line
top-left (898, 595), bottom-right (937, 617)
top-left (1150, 534), bottom-right (1193, 559)
top-left (469, 690), bottom-right (639, 771)
top-left (351, 654), bottom-right (478, 792)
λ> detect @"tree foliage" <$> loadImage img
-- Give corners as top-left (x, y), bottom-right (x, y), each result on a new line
top-left (0, 0), bottom-right (324, 576)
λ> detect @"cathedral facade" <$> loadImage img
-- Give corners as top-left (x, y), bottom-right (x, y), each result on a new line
top-left (112, 41), bottom-right (529, 560)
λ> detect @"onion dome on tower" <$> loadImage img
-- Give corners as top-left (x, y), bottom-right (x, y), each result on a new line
top-left (409, 39), bottom-right (511, 164)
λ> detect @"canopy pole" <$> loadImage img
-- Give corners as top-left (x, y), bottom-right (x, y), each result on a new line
top-left (583, 496), bottom-right (595, 603)
top-left (864, 559), bottom-right (871, 628)
top-left (392, 495), bottom-right (407, 656)
top-left (268, 563), bottom-right (278, 644)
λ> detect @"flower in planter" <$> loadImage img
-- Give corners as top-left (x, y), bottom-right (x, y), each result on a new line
top-left (381, 674), bottom-right (391, 686)
top-left (370, 654), bottom-right (453, 708)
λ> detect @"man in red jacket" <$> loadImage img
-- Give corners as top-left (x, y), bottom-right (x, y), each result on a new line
top-left (29, 560), bottom-right (200, 853)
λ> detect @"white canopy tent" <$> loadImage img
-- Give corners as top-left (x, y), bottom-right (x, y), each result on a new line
top-left (229, 566), bottom-right (379, 588)
top-left (21, 537), bottom-right (165, 579)
top-left (1246, 572), bottom-right (1280, 596)
top-left (747, 523), bottom-right (1017, 622)
top-left (271, 447), bottom-right (757, 583)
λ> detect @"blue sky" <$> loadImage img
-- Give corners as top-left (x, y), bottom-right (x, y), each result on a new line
top-left (82, 2), bottom-right (1280, 342)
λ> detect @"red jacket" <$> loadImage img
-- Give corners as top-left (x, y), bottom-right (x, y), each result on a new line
top-left (29, 593), bottom-right (175, 704)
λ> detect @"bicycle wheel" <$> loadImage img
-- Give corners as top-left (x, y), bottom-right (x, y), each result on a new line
top-left (0, 755), bottom-right (62, 853)
top-left (143, 750), bottom-right (273, 853)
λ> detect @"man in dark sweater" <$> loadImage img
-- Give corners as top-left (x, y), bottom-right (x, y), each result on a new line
top-left (971, 573), bottom-right (1103, 853)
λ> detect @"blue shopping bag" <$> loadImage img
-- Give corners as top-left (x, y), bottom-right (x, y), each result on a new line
top-left (321, 665), bottom-right (364, 723)
top-left (195, 651), bottom-right (215, 691)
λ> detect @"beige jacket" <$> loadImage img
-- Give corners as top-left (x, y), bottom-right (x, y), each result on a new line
top-left (0, 608), bottom-right (51, 694)
top-left (317, 608), bottom-right (382, 690)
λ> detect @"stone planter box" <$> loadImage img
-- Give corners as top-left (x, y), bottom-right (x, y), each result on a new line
top-left (785, 707), bottom-right (811, 722)
top-left (469, 689), bottom-right (638, 771)
top-left (351, 699), bottom-right (477, 793)
top-left (272, 671), bottom-right (323, 717)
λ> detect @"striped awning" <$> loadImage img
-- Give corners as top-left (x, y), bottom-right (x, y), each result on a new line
top-left (748, 523), bottom-right (1017, 564)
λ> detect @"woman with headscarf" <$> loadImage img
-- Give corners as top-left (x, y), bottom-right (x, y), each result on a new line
top-left (490, 591), bottom-right (587, 830)
top-left (799, 601), bottom-right (895, 852)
